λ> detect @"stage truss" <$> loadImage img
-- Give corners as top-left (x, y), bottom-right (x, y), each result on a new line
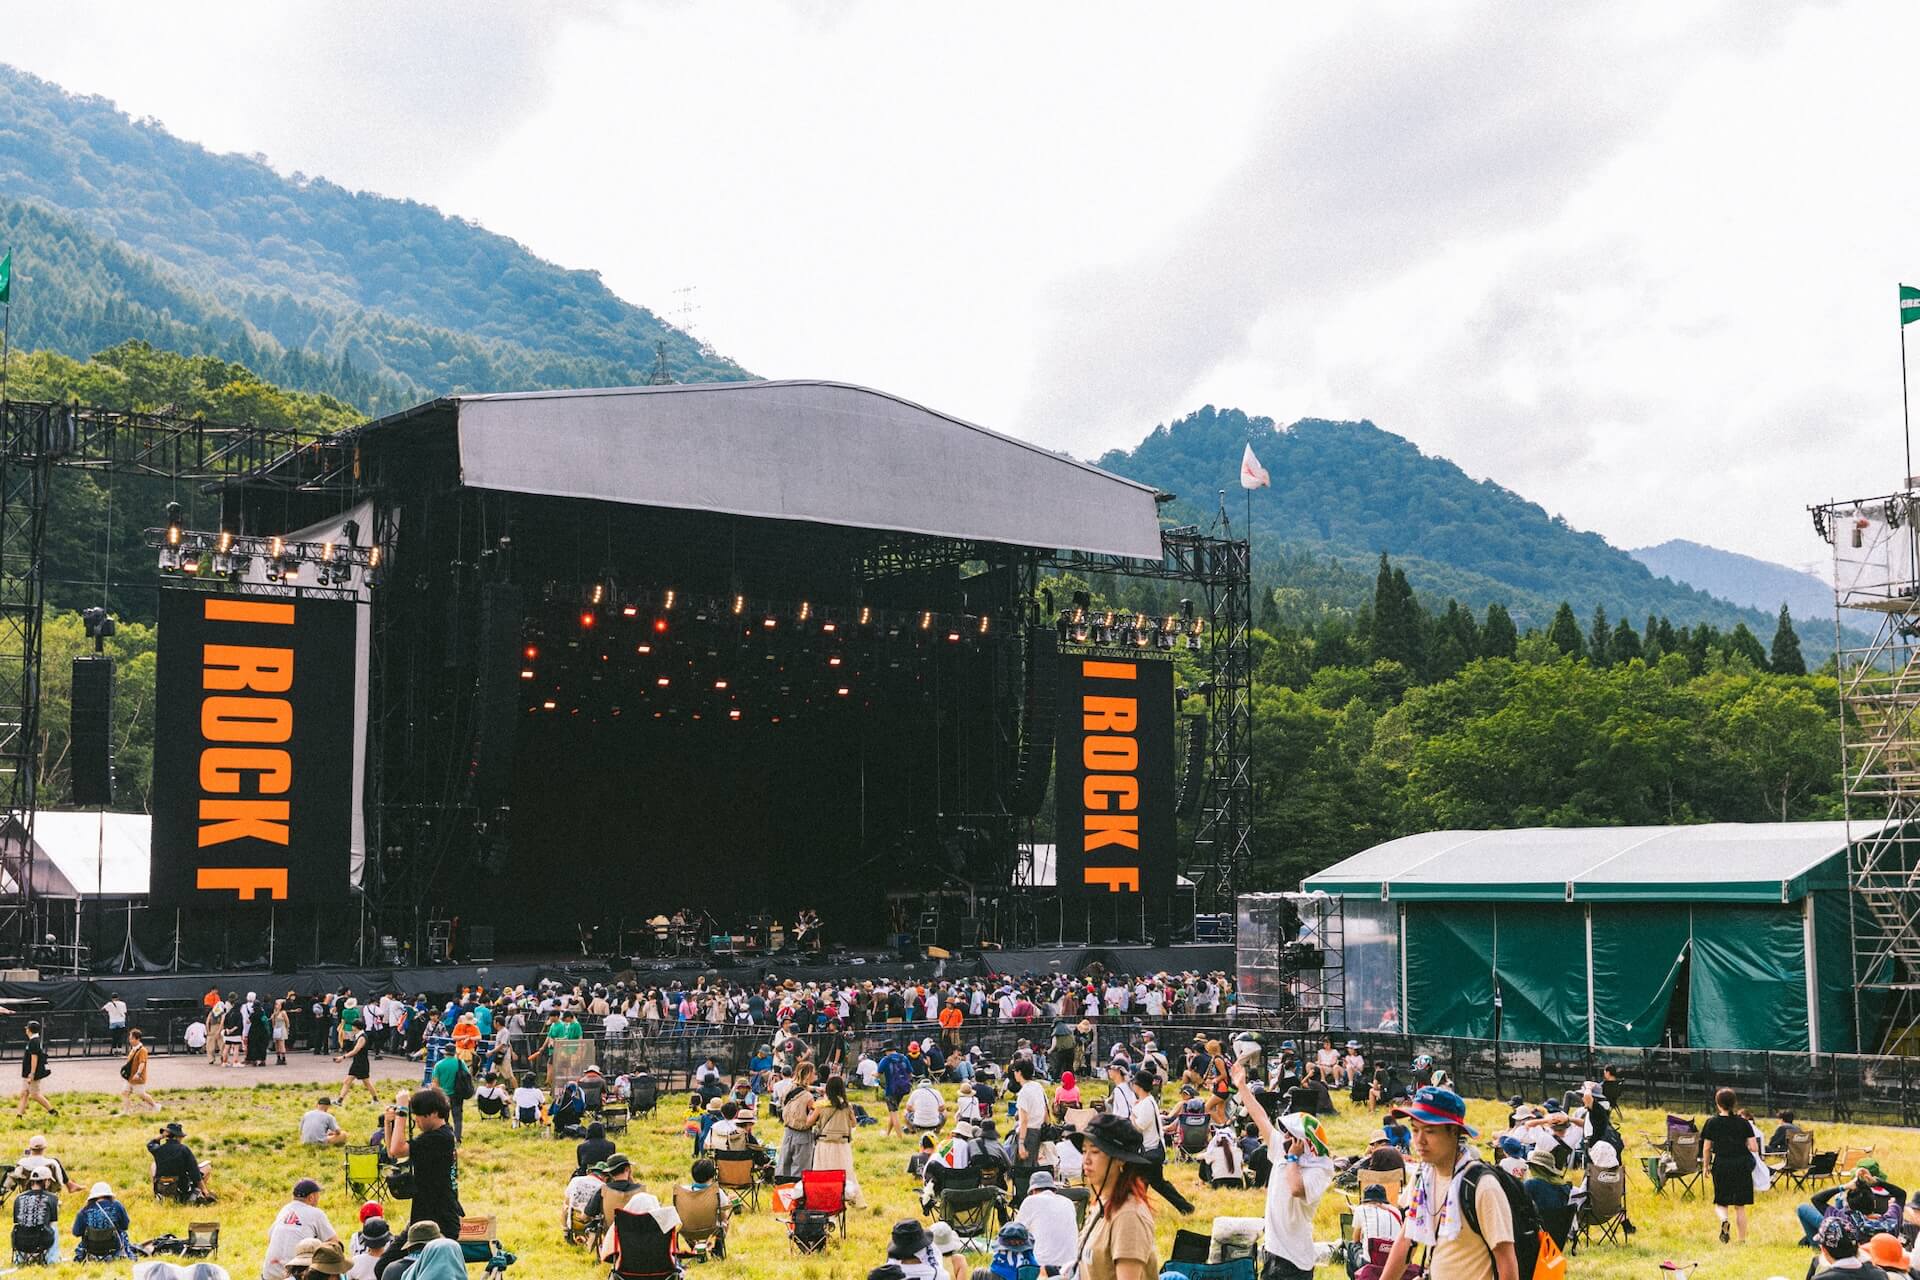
top-left (1042, 523), bottom-right (1254, 919)
top-left (1815, 490), bottom-right (1920, 1053)
top-left (0, 399), bottom-right (353, 964)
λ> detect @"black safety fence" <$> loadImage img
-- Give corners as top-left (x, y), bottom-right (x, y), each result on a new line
top-left (10, 1004), bottom-right (1920, 1128)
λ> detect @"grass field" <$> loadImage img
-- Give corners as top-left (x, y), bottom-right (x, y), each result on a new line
top-left (6, 1071), bottom-right (1906, 1278)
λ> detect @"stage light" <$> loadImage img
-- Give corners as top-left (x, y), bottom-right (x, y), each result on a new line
top-left (280, 557), bottom-right (299, 582)
top-left (729, 708), bottom-right (742, 721)
top-left (919, 611), bottom-right (933, 631)
top-left (859, 605), bottom-right (872, 626)
top-left (521, 669), bottom-right (534, 680)
top-left (714, 679), bottom-right (729, 689)
top-left (823, 621), bottom-right (837, 633)
top-left (542, 700), bottom-right (557, 710)
top-left (828, 656), bottom-right (842, 667)
top-left (622, 605), bottom-right (638, 617)
top-left (637, 644), bottom-right (652, 654)
top-left (732, 594), bottom-right (746, 616)
top-left (978, 615), bottom-right (990, 635)
top-left (165, 503), bottom-right (184, 547)
top-left (343, 519), bottom-right (361, 547)
top-left (798, 601), bottom-right (812, 622)
top-left (525, 645), bottom-right (539, 660)
top-left (763, 617), bottom-right (778, 629)
top-left (181, 551), bottom-right (201, 575)
top-left (946, 631), bottom-right (961, 643)
top-left (836, 687), bottom-right (850, 696)
top-left (366, 546), bottom-right (383, 587)
top-left (657, 676), bottom-right (671, 687)
top-left (663, 589), bottom-right (676, 610)
top-left (579, 610), bottom-right (596, 628)
top-left (590, 580), bottom-right (606, 607)
top-left (1180, 598), bottom-right (1195, 621)
top-left (653, 617), bottom-right (668, 633)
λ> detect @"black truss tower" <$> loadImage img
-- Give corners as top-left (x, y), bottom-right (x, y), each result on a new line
top-left (1042, 524), bottom-right (1254, 916)
top-left (0, 399), bottom-right (349, 961)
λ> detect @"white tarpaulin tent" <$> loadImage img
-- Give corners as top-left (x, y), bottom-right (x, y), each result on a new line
top-left (23, 811), bottom-right (151, 898)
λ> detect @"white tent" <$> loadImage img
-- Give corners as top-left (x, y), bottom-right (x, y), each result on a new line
top-left (16, 811), bottom-right (150, 898)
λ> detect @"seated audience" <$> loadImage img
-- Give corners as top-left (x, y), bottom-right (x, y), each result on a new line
top-left (263, 1178), bottom-right (340, 1280)
top-left (1012, 1171), bottom-right (1078, 1276)
top-left (148, 1121), bottom-right (214, 1201)
top-left (301, 1098), bottom-right (346, 1146)
top-left (11, 1167), bottom-right (60, 1262)
top-left (70, 1181), bottom-right (133, 1262)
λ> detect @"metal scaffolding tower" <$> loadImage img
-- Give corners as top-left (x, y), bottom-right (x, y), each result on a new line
top-left (1815, 491), bottom-right (1920, 1052)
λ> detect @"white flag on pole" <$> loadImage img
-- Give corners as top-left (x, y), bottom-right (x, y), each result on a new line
top-left (1240, 442), bottom-right (1271, 490)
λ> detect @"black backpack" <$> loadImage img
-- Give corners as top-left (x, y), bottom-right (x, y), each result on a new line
top-left (1459, 1160), bottom-right (1544, 1278)
top-left (451, 1058), bottom-right (475, 1102)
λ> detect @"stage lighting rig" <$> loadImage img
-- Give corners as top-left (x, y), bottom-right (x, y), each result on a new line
top-left (147, 518), bottom-right (382, 592)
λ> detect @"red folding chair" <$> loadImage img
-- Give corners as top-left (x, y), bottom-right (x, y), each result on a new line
top-left (799, 1168), bottom-right (848, 1238)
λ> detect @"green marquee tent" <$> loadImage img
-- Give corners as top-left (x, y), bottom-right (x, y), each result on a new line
top-left (1300, 821), bottom-right (1885, 1054)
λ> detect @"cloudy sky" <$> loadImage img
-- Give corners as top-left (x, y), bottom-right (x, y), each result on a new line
top-left (6, 0), bottom-right (1915, 567)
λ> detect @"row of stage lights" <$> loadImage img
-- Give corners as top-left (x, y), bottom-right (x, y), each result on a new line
top-left (564, 580), bottom-right (1003, 643)
top-left (150, 504), bottom-right (383, 588)
top-left (1057, 590), bottom-right (1205, 650)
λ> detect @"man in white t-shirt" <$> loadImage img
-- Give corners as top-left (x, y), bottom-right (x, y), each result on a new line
top-left (1232, 1063), bottom-right (1332, 1279)
top-left (1013, 1170), bottom-right (1079, 1274)
top-left (299, 1098), bottom-right (345, 1146)
top-left (906, 1079), bottom-right (946, 1133)
top-left (261, 1177), bottom-right (339, 1280)
top-left (1011, 1060), bottom-right (1048, 1165)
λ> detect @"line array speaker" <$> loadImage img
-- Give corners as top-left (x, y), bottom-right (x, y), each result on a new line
top-left (70, 656), bottom-right (114, 806)
top-left (466, 583), bottom-right (524, 803)
top-left (1176, 712), bottom-right (1207, 819)
top-left (1008, 627), bottom-right (1058, 817)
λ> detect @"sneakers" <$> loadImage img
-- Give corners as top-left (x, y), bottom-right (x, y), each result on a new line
top-left (1719, 1220), bottom-right (1730, 1244)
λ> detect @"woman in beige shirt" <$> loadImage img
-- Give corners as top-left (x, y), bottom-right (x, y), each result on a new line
top-left (808, 1075), bottom-right (862, 1205)
top-left (1073, 1112), bottom-right (1160, 1280)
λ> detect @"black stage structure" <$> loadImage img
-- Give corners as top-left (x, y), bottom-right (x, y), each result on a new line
top-left (0, 382), bottom-right (1253, 969)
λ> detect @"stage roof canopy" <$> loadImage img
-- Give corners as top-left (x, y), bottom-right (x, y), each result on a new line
top-left (367, 380), bottom-right (1168, 560)
top-left (1302, 820), bottom-right (1881, 904)
top-left (11, 811), bottom-right (151, 898)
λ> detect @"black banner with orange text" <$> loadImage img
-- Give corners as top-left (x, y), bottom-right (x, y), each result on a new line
top-left (150, 590), bottom-right (357, 906)
top-left (1053, 653), bottom-right (1177, 899)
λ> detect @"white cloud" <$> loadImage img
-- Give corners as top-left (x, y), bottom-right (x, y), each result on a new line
top-left (2, 0), bottom-right (1913, 569)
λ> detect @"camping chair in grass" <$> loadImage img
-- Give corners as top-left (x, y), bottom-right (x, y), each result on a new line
top-left (937, 1186), bottom-right (1007, 1250)
top-left (672, 1185), bottom-right (726, 1262)
top-left (713, 1151), bottom-right (759, 1214)
top-left (183, 1222), bottom-right (220, 1258)
top-left (1575, 1163), bottom-right (1629, 1252)
top-left (1774, 1130), bottom-right (1812, 1186)
top-left (562, 1204), bottom-right (604, 1252)
top-left (785, 1208), bottom-right (834, 1255)
top-left (456, 1215), bottom-right (516, 1275)
top-left (1174, 1113), bottom-right (1210, 1161)
top-left (1800, 1150), bottom-right (1841, 1192)
top-left (1356, 1168), bottom-right (1404, 1207)
top-left (602, 1207), bottom-right (679, 1280)
top-left (799, 1169), bottom-right (848, 1238)
top-left (1667, 1132), bottom-right (1703, 1200)
top-left (343, 1145), bottom-right (386, 1201)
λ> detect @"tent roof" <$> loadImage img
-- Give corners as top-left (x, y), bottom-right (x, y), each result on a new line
top-left (364, 380), bottom-right (1169, 560)
top-left (22, 811), bottom-right (151, 898)
top-left (1302, 821), bottom-right (1881, 904)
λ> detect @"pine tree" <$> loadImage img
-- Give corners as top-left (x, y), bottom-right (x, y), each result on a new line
top-left (1546, 602), bottom-right (1585, 658)
top-left (1728, 621), bottom-right (1770, 671)
top-left (1370, 555), bottom-right (1424, 670)
top-left (1770, 604), bottom-right (1807, 676)
top-left (1588, 606), bottom-right (1612, 668)
top-left (1482, 603), bottom-right (1518, 659)
top-left (1611, 616), bottom-right (1643, 663)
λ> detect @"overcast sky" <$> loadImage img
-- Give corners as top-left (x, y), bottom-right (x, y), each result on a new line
top-left (6, 0), bottom-right (1915, 568)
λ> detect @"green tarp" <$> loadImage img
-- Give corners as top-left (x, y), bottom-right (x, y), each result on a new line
top-left (1590, 904), bottom-right (1690, 1048)
top-left (1405, 904), bottom-right (1496, 1038)
top-left (1812, 891), bottom-right (1856, 1054)
top-left (1493, 904), bottom-right (1588, 1044)
top-left (1687, 905), bottom-right (1807, 1051)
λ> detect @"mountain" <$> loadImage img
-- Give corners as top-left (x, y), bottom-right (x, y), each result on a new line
top-left (1097, 405), bottom-right (1809, 644)
top-left (0, 64), bottom-right (748, 407)
top-left (1629, 539), bottom-right (1833, 630)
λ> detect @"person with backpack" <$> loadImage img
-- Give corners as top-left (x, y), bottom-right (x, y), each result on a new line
top-left (1231, 1061), bottom-right (1331, 1278)
top-left (428, 1046), bottom-right (473, 1140)
top-left (876, 1045), bottom-right (914, 1137)
top-left (1378, 1086), bottom-right (1560, 1280)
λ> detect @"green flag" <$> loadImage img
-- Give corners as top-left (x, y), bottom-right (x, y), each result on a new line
top-left (0, 250), bottom-right (11, 306)
top-left (1904, 283), bottom-right (1920, 327)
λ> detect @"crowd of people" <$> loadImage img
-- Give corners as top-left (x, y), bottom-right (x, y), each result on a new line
top-left (1, 971), bottom-right (1911, 1278)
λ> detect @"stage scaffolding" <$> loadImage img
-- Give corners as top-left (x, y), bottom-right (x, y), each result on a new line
top-left (1815, 491), bottom-right (1920, 1052)
top-left (0, 399), bottom-right (351, 965)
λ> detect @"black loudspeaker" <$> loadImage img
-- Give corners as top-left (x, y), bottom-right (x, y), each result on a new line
top-left (467, 583), bottom-right (524, 802)
top-left (70, 656), bottom-right (113, 806)
top-left (466, 925), bottom-right (495, 963)
top-left (957, 917), bottom-right (982, 949)
top-left (1176, 712), bottom-right (1207, 819)
top-left (1008, 628), bottom-right (1057, 817)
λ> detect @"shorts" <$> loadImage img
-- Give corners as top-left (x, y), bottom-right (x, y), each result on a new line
top-left (1260, 1255), bottom-right (1314, 1280)
top-left (18, 1076), bottom-right (43, 1098)
top-left (885, 1091), bottom-right (908, 1111)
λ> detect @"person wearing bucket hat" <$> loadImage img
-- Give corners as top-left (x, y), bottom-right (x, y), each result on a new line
top-left (926, 1221), bottom-right (969, 1280)
top-left (1229, 1061), bottom-right (1331, 1279)
top-left (992, 1221), bottom-right (1038, 1278)
top-left (1013, 1168), bottom-right (1079, 1275)
top-left (350, 1216), bottom-right (393, 1278)
top-left (1378, 1086), bottom-right (1527, 1280)
top-left (1864, 1231), bottom-right (1912, 1277)
top-left (1521, 1150), bottom-right (1574, 1251)
top-left (886, 1218), bottom-right (938, 1277)
top-left (1068, 1113), bottom-right (1160, 1280)
top-left (70, 1180), bottom-right (133, 1261)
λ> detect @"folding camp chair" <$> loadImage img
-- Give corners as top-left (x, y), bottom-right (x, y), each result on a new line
top-left (672, 1185), bottom-right (725, 1261)
top-left (601, 1100), bottom-right (630, 1139)
top-left (1837, 1145), bottom-right (1874, 1173)
top-left (1356, 1168), bottom-right (1404, 1206)
top-left (343, 1145), bottom-right (386, 1201)
top-left (182, 1222), bottom-right (220, 1258)
top-left (937, 1186), bottom-right (1007, 1249)
top-left (603, 1206), bottom-right (680, 1280)
top-left (1640, 1154), bottom-right (1669, 1195)
top-left (563, 1204), bottom-right (604, 1251)
top-left (152, 1175), bottom-right (189, 1203)
top-left (1061, 1106), bottom-right (1097, 1133)
top-left (1802, 1150), bottom-right (1841, 1191)
top-left (1775, 1130), bottom-right (1813, 1188)
top-left (1174, 1113), bottom-right (1211, 1161)
top-left (1576, 1164), bottom-right (1629, 1251)
top-left (713, 1151), bottom-right (759, 1214)
top-left (1158, 1260), bottom-right (1255, 1280)
top-left (628, 1073), bottom-right (659, 1118)
top-left (456, 1214), bottom-right (516, 1275)
top-left (799, 1168), bottom-right (848, 1238)
top-left (1055, 1184), bottom-right (1091, 1227)
top-left (1667, 1133), bottom-right (1703, 1200)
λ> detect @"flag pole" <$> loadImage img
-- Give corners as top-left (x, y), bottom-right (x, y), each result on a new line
top-left (1904, 301), bottom-right (1913, 489)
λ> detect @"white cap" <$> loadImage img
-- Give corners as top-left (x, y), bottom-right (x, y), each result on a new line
top-left (88, 1182), bottom-right (112, 1200)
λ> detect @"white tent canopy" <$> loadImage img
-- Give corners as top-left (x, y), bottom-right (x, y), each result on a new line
top-left (17, 811), bottom-right (151, 898)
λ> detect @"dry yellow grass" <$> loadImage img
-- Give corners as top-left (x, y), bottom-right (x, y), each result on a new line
top-left (8, 1071), bottom-right (1910, 1278)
